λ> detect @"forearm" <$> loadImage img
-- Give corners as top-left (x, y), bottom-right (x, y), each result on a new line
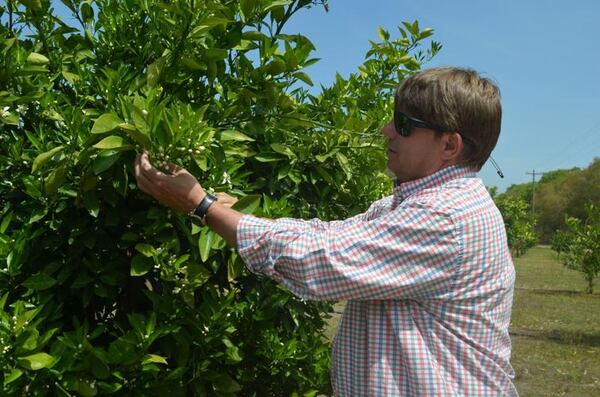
top-left (204, 201), bottom-right (272, 246)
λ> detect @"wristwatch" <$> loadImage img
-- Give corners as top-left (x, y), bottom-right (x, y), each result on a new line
top-left (189, 193), bottom-right (217, 226)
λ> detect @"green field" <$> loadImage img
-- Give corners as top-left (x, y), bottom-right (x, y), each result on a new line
top-left (512, 246), bottom-right (600, 396)
top-left (325, 246), bottom-right (600, 396)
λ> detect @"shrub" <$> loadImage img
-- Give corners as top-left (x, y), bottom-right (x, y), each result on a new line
top-left (0, 0), bottom-right (439, 394)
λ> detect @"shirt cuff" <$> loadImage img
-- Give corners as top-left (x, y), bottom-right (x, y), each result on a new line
top-left (236, 215), bottom-right (274, 274)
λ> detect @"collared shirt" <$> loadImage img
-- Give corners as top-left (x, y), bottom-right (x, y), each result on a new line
top-left (237, 165), bottom-right (518, 396)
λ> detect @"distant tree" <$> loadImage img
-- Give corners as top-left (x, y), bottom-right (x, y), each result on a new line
top-left (494, 196), bottom-right (537, 257)
top-left (553, 204), bottom-right (600, 293)
top-left (567, 158), bottom-right (600, 219)
top-left (535, 176), bottom-right (577, 242)
top-left (503, 182), bottom-right (533, 205)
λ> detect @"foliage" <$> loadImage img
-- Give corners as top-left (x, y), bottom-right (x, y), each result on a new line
top-left (501, 159), bottom-right (600, 243)
top-left (493, 195), bottom-right (537, 257)
top-left (552, 204), bottom-right (600, 294)
top-left (0, 0), bottom-right (439, 395)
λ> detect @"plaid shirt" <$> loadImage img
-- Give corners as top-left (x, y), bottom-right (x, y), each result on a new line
top-left (237, 165), bottom-right (517, 396)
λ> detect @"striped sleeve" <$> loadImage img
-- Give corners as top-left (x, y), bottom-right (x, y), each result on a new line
top-left (236, 201), bottom-right (461, 301)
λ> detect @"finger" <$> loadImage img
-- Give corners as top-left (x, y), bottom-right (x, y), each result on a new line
top-left (134, 153), bottom-right (143, 178)
top-left (135, 171), bottom-right (154, 194)
top-left (164, 161), bottom-right (183, 175)
top-left (139, 152), bottom-right (167, 180)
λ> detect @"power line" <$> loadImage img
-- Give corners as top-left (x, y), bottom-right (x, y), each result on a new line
top-left (533, 121), bottom-right (600, 170)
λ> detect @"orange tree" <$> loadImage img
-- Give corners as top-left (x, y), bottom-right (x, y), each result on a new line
top-left (0, 0), bottom-right (439, 395)
top-left (493, 194), bottom-right (537, 257)
top-left (553, 204), bottom-right (600, 294)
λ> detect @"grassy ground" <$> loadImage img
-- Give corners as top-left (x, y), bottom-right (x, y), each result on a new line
top-left (511, 246), bottom-right (600, 396)
top-left (324, 246), bottom-right (600, 396)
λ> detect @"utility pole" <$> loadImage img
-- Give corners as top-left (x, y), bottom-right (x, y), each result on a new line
top-left (525, 170), bottom-right (545, 215)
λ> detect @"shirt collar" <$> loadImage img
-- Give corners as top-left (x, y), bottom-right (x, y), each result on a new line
top-left (394, 165), bottom-right (477, 199)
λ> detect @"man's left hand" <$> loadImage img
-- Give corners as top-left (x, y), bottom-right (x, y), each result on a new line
top-left (134, 151), bottom-right (205, 213)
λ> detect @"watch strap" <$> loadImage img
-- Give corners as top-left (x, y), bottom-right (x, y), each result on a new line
top-left (190, 193), bottom-right (217, 225)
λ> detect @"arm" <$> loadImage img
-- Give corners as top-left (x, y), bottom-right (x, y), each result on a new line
top-left (133, 151), bottom-right (379, 244)
top-left (237, 202), bottom-right (461, 301)
top-left (134, 152), bottom-right (459, 302)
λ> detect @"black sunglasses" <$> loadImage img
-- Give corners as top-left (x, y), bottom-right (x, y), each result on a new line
top-left (393, 110), bottom-right (446, 137)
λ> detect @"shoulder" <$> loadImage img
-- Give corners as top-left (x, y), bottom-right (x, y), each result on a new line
top-left (404, 177), bottom-right (492, 219)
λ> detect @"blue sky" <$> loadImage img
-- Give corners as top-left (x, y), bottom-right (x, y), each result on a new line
top-left (285, 0), bottom-right (600, 191)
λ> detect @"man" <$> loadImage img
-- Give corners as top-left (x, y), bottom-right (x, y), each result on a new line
top-left (134, 67), bottom-right (518, 396)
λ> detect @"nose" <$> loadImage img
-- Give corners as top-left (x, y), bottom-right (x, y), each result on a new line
top-left (382, 121), bottom-right (396, 140)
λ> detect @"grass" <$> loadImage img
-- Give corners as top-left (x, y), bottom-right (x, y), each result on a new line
top-left (511, 246), bottom-right (600, 396)
top-left (324, 246), bottom-right (600, 396)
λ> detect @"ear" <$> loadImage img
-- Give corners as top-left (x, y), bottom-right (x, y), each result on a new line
top-left (441, 132), bottom-right (463, 162)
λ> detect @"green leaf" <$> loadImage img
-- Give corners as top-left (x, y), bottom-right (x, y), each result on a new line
top-left (131, 254), bottom-right (153, 276)
top-left (189, 16), bottom-right (232, 38)
top-left (147, 58), bottom-right (165, 87)
top-left (0, 292), bottom-right (7, 310)
top-left (81, 2), bottom-right (94, 22)
top-left (78, 379), bottom-right (98, 397)
top-left (203, 48), bottom-right (229, 61)
top-left (315, 165), bottom-right (335, 184)
top-left (119, 123), bottom-right (152, 148)
top-left (212, 373), bottom-right (242, 393)
top-left (23, 273), bottom-right (57, 290)
top-left (240, 0), bottom-right (257, 22)
top-left (93, 135), bottom-right (132, 150)
top-left (231, 195), bottom-right (261, 214)
top-left (336, 152), bottom-right (352, 179)
top-left (17, 352), bottom-right (56, 370)
top-left (29, 207), bottom-right (47, 223)
top-left (263, 0), bottom-right (292, 11)
top-left (17, 65), bottom-right (48, 75)
top-left (1, 211), bottom-right (13, 233)
top-left (270, 143), bottom-right (295, 158)
top-left (1, 111), bottom-right (19, 125)
top-left (26, 52), bottom-right (49, 65)
top-left (254, 153), bottom-right (285, 162)
top-left (93, 150), bottom-right (121, 175)
top-left (188, 263), bottom-right (211, 287)
top-left (92, 113), bottom-right (124, 134)
top-left (142, 354), bottom-right (168, 365)
top-left (221, 130), bottom-right (255, 142)
top-left (44, 165), bottom-right (67, 195)
top-left (181, 56), bottom-right (206, 71)
top-left (135, 243), bottom-right (155, 257)
top-left (199, 229), bottom-right (215, 262)
top-left (62, 70), bottom-right (80, 83)
top-left (20, 0), bottom-right (42, 11)
top-left (32, 146), bottom-right (64, 172)
top-left (377, 26), bottom-right (390, 41)
top-left (3, 369), bottom-right (23, 386)
top-left (227, 253), bottom-right (245, 282)
top-left (242, 31), bottom-right (269, 41)
top-left (293, 71), bottom-right (313, 86)
top-left (83, 191), bottom-right (100, 217)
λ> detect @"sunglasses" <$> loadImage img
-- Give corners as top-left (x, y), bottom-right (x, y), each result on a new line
top-left (393, 110), bottom-right (446, 137)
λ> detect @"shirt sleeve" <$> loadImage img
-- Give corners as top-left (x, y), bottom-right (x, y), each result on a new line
top-left (236, 200), bottom-right (461, 301)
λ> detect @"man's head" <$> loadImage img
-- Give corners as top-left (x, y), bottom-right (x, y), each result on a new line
top-left (394, 67), bottom-right (502, 171)
top-left (382, 67), bottom-right (502, 182)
